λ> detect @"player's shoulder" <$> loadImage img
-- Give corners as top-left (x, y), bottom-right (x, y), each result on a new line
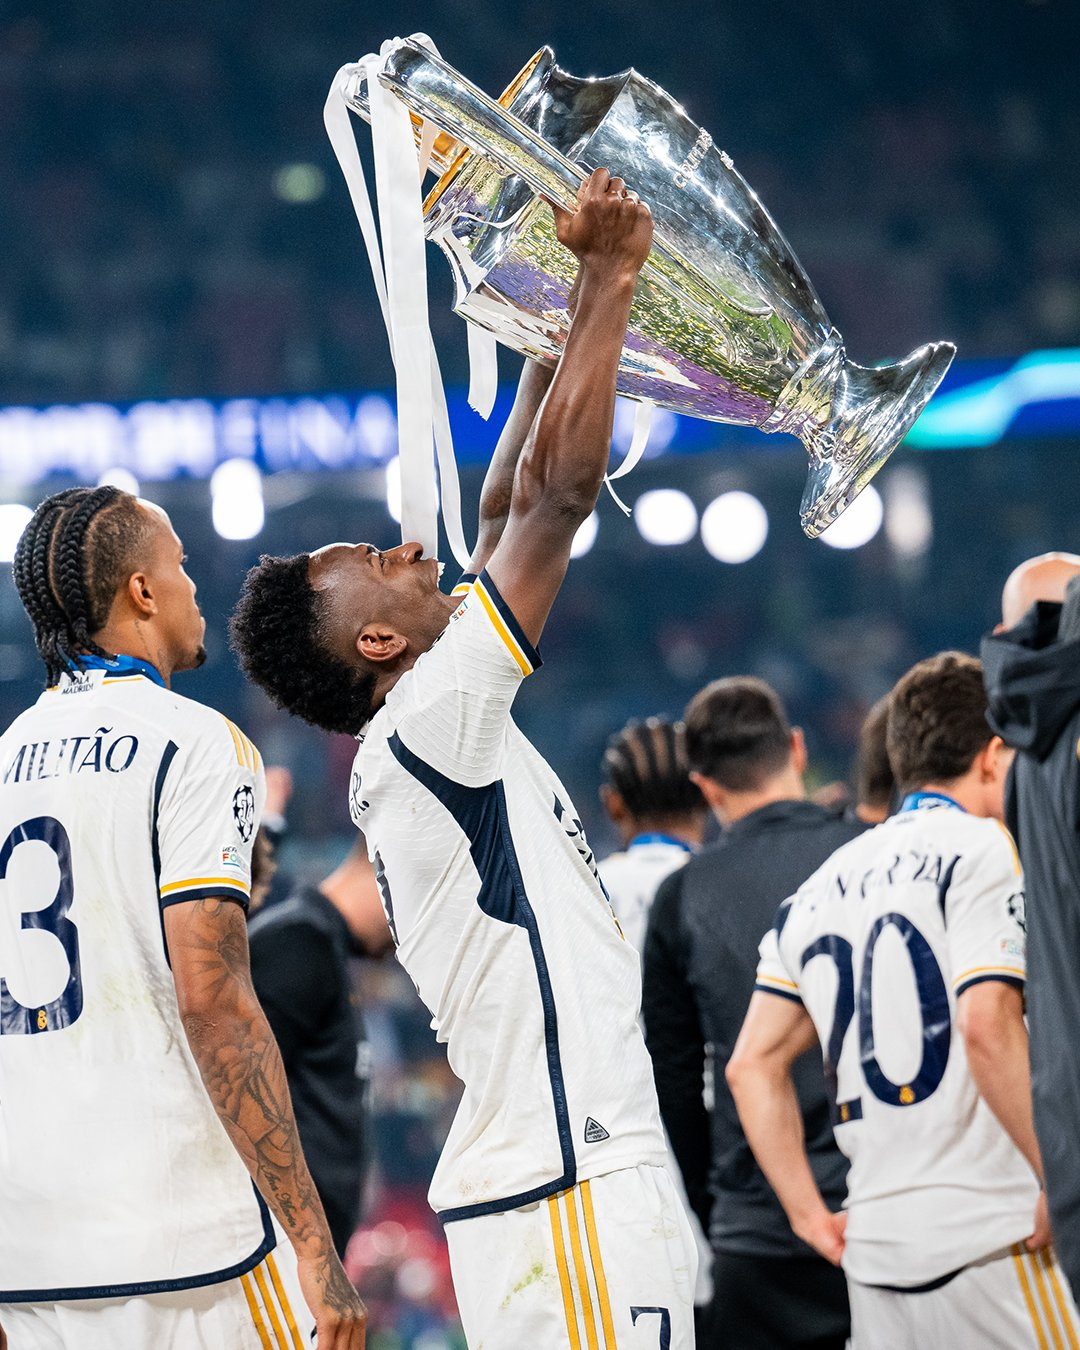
top-left (160, 688), bottom-right (262, 774)
top-left (905, 802), bottom-right (1019, 858)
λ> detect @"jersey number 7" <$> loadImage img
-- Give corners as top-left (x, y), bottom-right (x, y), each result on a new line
top-left (801, 911), bottom-right (951, 1123)
top-left (0, 816), bottom-right (84, 1035)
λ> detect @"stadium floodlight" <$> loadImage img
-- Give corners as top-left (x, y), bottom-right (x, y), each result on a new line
top-left (570, 512), bottom-right (599, 559)
top-left (273, 163), bottom-right (327, 204)
top-left (385, 455), bottom-right (402, 524)
top-left (210, 459), bottom-right (265, 541)
top-left (633, 488), bottom-right (698, 547)
top-left (0, 503), bottom-right (32, 565)
top-left (97, 467), bottom-right (140, 496)
top-left (819, 484), bottom-right (883, 551)
top-left (700, 491), bottom-right (769, 563)
top-left (884, 467), bottom-right (933, 559)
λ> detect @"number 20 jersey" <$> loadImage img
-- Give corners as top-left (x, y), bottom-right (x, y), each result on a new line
top-left (0, 662), bottom-right (268, 1299)
top-left (756, 799), bottom-right (1036, 1286)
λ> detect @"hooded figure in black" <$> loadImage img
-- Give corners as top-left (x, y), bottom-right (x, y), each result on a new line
top-left (982, 575), bottom-right (1080, 1301)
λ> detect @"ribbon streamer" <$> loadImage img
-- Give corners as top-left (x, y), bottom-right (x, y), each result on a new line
top-left (604, 398), bottom-right (655, 515)
top-left (324, 37), bottom-right (471, 569)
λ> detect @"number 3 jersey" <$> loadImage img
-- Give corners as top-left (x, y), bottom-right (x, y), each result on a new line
top-left (0, 657), bottom-right (269, 1299)
top-left (756, 795), bottom-right (1036, 1287)
top-left (350, 572), bottom-right (668, 1222)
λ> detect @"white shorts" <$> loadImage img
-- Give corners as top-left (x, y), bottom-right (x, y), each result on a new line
top-left (849, 1242), bottom-right (1079, 1350)
top-left (445, 1164), bottom-right (698, 1350)
top-left (0, 1245), bottom-right (315, 1350)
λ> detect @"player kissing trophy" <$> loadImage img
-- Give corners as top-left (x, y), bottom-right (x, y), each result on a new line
top-left (325, 35), bottom-right (955, 554)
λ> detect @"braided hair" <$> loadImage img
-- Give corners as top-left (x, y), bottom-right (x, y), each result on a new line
top-left (602, 717), bottom-right (705, 821)
top-left (12, 486), bottom-right (154, 685)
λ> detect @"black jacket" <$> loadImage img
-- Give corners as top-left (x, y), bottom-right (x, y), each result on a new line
top-left (248, 885), bottom-right (370, 1258)
top-left (983, 601), bottom-right (1080, 1299)
top-left (642, 800), bottom-right (864, 1258)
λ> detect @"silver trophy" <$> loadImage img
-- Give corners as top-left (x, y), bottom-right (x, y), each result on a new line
top-left (344, 41), bottom-right (954, 537)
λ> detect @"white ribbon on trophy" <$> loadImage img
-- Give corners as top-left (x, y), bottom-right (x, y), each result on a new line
top-left (324, 34), bottom-right (654, 561)
top-left (324, 36), bottom-right (495, 570)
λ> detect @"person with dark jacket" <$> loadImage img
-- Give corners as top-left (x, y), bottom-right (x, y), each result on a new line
top-left (642, 676), bottom-right (866, 1349)
top-left (248, 835), bottom-right (394, 1257)
top-left (983, 570), bottom-right (1080, 1300)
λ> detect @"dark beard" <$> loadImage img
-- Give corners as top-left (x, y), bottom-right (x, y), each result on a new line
top-left (193, 644), bottom-right (208, 669)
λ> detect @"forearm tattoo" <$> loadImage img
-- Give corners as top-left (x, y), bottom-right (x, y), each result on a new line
top-left (174, 898), bottom-right (357, 1313)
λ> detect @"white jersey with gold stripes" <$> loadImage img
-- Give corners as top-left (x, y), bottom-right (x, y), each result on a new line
top-left (350, 570), bottom-right (668, 1222)
top-left (0, 654), bottom-right (269, 1300)
top-left (756, 794), bottom-right (1037, 1286)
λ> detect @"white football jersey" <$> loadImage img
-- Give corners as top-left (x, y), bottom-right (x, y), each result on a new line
top-left (756, 794), bottom-right (1036, 1286)
top-left (0, 655), bottom-right (269, 1300)
top-left (598, 835), bottom-right (694, 957)
top-left (350, 571), bottom-right (667, 1221)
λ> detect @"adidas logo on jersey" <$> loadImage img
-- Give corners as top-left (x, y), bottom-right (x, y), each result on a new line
top-left (584, 1117), bottom-right (610, 1144)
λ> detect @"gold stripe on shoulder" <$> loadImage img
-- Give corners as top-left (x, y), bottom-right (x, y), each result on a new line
top-left (994, 819), bottom-right (1022, 875)
top-left (473, 579), bottom-right (532, 677)
top-left (220, 716), bottom-right (248, 768)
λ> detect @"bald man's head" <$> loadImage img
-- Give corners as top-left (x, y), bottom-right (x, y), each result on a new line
top-left (1000, 553), bottom-right (1080, 631)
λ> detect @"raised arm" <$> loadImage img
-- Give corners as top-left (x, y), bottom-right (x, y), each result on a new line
top-left (467, 359), bottom-right (555, 577)
top-left (485, 167), bottom-right (653, 644)
top-left (165, 897), bottom-right (367, 1349)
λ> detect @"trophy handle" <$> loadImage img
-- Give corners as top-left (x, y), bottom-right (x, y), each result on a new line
top-left (371, 40), bottom-right (586, 213)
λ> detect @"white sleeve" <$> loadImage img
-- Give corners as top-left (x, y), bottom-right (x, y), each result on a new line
top-left (393, 569), bottom-right (542, 788)
top-left (155, 714), bottom-right (266, 910)
top-left (945, 823), bottom-right (1026, 997)
top-left (754, 900), bottom-right (804, 1004)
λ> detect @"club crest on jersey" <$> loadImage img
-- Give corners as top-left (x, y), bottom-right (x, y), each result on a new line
top-left (232, 785), bottom-right (255, 842)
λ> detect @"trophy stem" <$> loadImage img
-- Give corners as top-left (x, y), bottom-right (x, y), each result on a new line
top-left (765, 335), bottom-right (956, 538)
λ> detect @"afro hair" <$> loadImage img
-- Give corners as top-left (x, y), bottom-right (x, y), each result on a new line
top-left (230, 553), bottom-right (377, 736)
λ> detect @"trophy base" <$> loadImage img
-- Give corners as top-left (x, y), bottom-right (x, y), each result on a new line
top-left (792, 339), bottom-right (956, 539)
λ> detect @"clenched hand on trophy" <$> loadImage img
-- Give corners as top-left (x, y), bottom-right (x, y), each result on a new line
top-left (326, 35), bottom-right (955, 552)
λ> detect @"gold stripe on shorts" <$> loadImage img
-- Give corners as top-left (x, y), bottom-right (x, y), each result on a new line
top-left (1029, 1248), bottom-right (1067, 1350)
top-left (565, 1187), bottom-right (600, 1350)
top-left (580, 1180), bottom-right (617, 1350)
top-left (1041, 1249), bottom-right (1080, 1350)
top-left (1014, 1244), bottom-right (1051, 1350)
top-left (548, 1194), bottom-right (583, 1350)
top-left (266, 1251), bottom-right (306, 1350)
top-left (253, 1260), bottom-right (290, 1349)
top-left (240, 1271), bottom-right (274, 1350)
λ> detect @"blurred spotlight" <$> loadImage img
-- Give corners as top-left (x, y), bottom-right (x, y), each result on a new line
top-left (819, 485), bottom-right (883, 551)
top-left (210, 459), bottom-right (264, 541)
top-left (0, 503), bottom-right (32, 564)
top-left (385, 456), bottom-right (402, 523)
top-left (570, 512), bottom-right (599, 559)
top-left (97, 467), bottom-right (140, 495)
top-left (634, 488), bottom-right (697, 546)
top-left (701, 491), bottom-right (769, 563)
top-left (883, 466), bottom-right (933, 559)
top-left (272, 163), bottom-right (327, 204)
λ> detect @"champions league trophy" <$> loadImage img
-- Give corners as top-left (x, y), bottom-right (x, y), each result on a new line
top-left (331, 38), bottom-right (954, 540)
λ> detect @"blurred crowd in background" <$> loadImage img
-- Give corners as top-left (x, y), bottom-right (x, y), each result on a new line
top-left (0, 0), bottom-right (1077, 407)
top-left (1, 2), bottom-right (1078, 1344)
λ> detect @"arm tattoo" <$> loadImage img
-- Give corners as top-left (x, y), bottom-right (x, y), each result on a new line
top-left (170, 898), bottom-right (352, 1302)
